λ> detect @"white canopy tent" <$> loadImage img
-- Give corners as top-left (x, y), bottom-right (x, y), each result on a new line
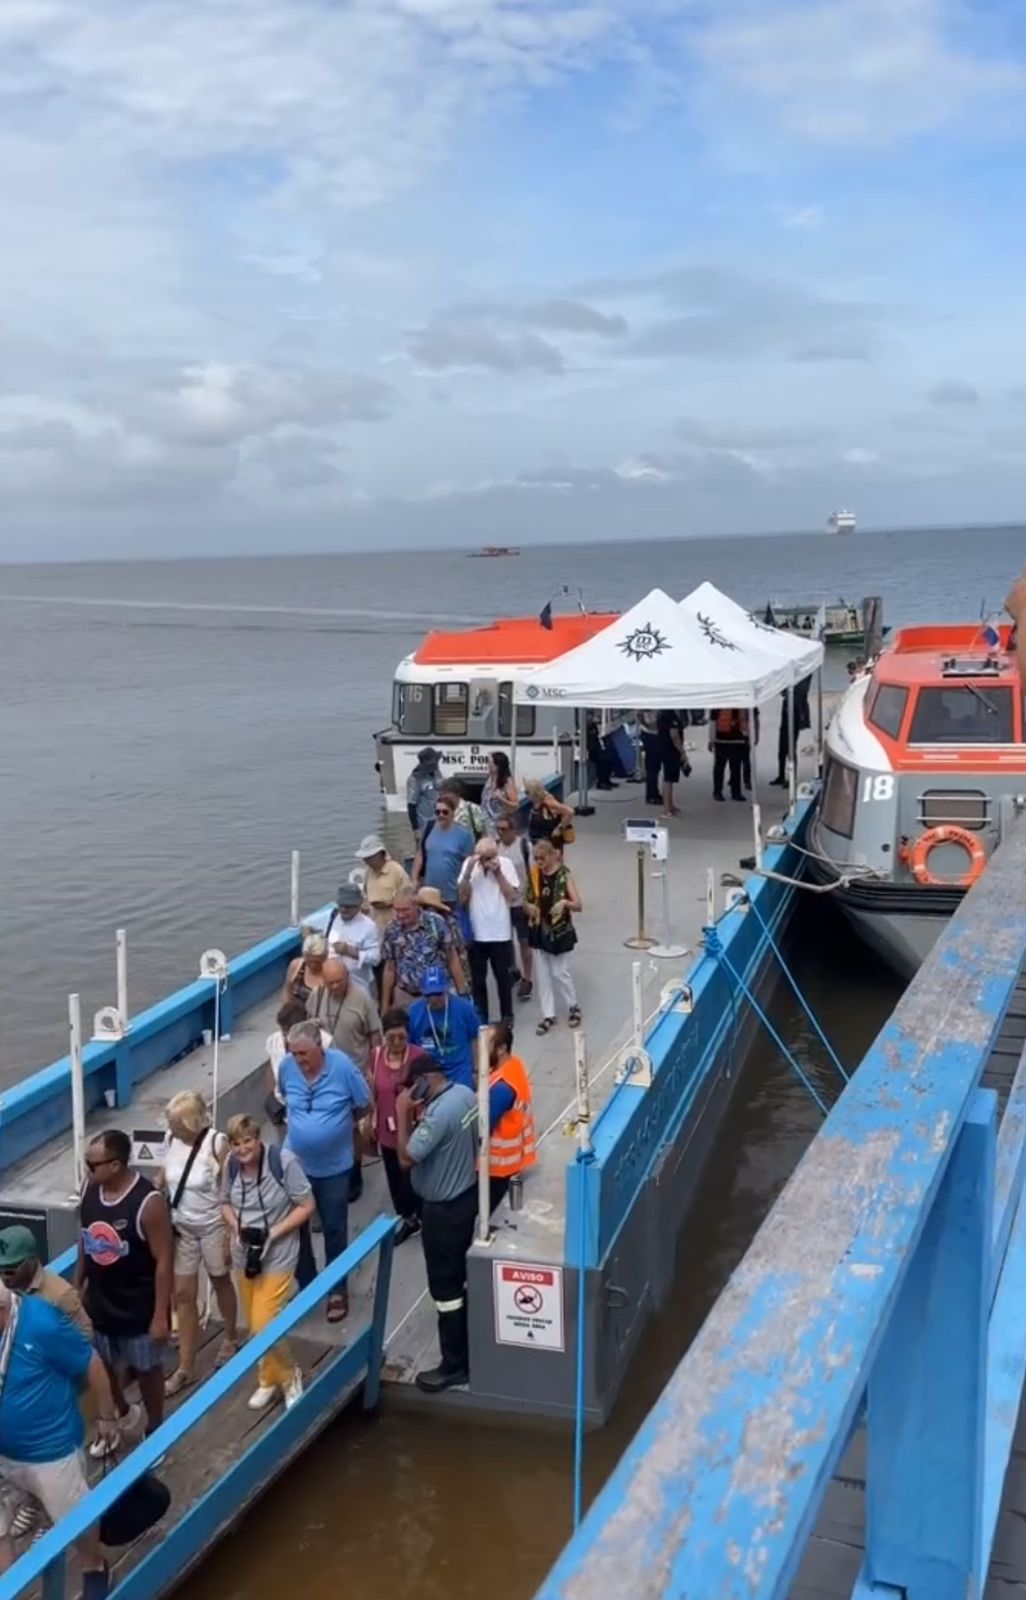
top-left (680, 581), bottom-right (824, 680)
top-left (511, 586), bottom-right (795, 711)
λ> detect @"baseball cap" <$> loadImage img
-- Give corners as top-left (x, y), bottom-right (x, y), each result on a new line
top-left (335, 883), bottom-right (363, 908)
top-left (418, 747), bottom-right (441, 766)
top-left (421, 965), bottom-right (449, 996)
top-left (0, 1225), bottom-right (39, 1269)
top-left (407, 1052), bottom-right (445, 1081)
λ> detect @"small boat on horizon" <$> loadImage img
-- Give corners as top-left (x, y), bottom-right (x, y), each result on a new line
top-left (467, 545), bottom-right (521, 558)
top-left (828, 509), bottom-right (857, 534)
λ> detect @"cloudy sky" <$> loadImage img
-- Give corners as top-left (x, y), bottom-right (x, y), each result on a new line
top-left (2, 0), bottom-right (1025, 559)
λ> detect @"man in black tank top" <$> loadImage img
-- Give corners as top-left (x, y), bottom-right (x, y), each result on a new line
top-left (75, 1130), bottom-right (174, 1440)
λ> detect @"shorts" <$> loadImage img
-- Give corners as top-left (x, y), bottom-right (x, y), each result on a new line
top-left (173, 1220), bottom-right (230, 1279)
top-left (94, 1329), bottom-right (167, 1374)
top-left (661, 750), bottom-right (682, 783)
top-left (511, 906), bottom-right (529, 941)
top-left (0, 1450), bottom-right (89, 1535)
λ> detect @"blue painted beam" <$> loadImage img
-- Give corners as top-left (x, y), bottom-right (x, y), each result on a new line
top-left (535, 825), bottom-right (1026, 1600)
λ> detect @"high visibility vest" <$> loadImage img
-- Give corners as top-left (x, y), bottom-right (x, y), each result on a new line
top-left (488, 1055), bottom-right (537, 1178)
top-left (714, 708), bottom-right (750, 739)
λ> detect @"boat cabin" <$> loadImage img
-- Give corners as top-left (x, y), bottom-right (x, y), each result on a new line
top-left (375, 612), bottom-right (618, 811)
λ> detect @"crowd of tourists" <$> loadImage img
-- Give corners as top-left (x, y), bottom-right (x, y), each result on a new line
top-left (0, 749), bottom-right (583, 1584)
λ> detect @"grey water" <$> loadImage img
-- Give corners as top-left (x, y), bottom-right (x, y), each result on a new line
top-left (0, 523), bottom-right (1019, 1078)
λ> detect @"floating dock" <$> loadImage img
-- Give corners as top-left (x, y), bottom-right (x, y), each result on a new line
top-left (532, 816), bottom-right (1026, 1599)
top-left (0, 707), bottom-right (819, 1596)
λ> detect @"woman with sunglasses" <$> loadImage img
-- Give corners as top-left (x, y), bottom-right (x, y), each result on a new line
top-left (413, 796), bottom-right (474, 909)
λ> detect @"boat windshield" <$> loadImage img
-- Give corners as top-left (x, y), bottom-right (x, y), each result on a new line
top-left (908, 685), bottom-right (1015, 745)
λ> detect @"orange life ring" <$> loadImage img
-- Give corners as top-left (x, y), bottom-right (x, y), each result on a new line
top-left (908, 825), bottom-right (986, 889)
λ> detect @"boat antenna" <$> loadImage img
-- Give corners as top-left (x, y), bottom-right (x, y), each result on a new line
top-left (540, 584), bottom-right (587, 625)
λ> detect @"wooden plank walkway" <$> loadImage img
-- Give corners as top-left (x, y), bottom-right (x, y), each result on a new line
top-left (790, 959), bottom-right (1026, 1598)
top-left (9, 1316), bottom-right (351, 1596)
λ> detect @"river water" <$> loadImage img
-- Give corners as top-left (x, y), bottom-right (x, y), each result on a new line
top-left (0, 525), bottom-right (1013, 1594)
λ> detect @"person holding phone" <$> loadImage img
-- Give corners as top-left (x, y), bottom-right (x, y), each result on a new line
top-left (458, 837), bottom-right (519, 1026)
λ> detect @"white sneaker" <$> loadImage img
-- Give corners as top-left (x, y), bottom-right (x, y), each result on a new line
top-left (283, 1368), bottom-right (304, 1410)
top-left (247, 1383), bottom-right (280, 1412)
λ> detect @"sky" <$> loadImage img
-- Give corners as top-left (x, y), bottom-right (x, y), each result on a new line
top-left (1, 0), bottom-right (1026, 559)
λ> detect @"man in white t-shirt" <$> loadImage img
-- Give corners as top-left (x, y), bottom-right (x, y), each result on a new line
top-left (457, 837), bottom-right (518, 1026)
top-left (308, 884), bottom-right (380, 988)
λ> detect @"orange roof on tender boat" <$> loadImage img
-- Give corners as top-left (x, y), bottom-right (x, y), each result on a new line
top-left (414, 612), bottom-right (619, 666)
top-left (877, 623), bottom-right (1020, 686)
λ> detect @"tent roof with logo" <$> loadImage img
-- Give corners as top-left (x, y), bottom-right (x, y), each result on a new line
top-left (680, 581), bottom-right (824, 679)
top-left (512, 586), bottom-right (796, 710)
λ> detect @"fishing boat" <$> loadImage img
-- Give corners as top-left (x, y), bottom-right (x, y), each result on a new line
top-left (467, 545), bottom-right (521, 557)
top-left (828, 509), bottom-right (856, 534)
top-left (805, 620), bottom-right (1026, 977)
top-left (766, 597), bottom-right (888, 647)
top-left (373, 609), bottom-right (617, 809)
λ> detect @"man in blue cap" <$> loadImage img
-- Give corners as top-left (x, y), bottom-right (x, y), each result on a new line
top-left (406, 967), bottom-right (481, 1090)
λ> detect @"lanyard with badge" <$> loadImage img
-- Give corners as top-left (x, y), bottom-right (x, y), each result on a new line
top-left (425, 996), bottom-right (451, 1062)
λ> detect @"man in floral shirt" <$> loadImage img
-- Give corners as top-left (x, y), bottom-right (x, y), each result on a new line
top-left (381, 890), bottom-right (467, 1009)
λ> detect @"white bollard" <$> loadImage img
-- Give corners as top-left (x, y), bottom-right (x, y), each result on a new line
top-left (116, 928), bottom-right (128, 1031)
top-left (290, 850), bottom-right (300, 928)
top-left (69, 994), bottom-right (86, 1195)
top-left (573, 1032), bottom-right (592, 1156)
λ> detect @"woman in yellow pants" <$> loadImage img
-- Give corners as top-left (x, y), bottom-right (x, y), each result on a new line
top-left (222, 1115), bottom-right (315, 1411)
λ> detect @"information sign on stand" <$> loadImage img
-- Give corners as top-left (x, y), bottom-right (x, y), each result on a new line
top-left (493, 1261), bottom-right (565, 1351)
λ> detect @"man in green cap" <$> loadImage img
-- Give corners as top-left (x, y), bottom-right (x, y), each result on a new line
top-left (0, 1226), bottom-right (91, 1338)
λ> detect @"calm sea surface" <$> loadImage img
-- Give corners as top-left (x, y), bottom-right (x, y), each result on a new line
top-left (0, 526), bottom-right (1014, 1597)
top-left (1, 524), bottom-right (1018, 1076)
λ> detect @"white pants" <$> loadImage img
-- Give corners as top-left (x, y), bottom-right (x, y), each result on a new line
top-left (533, 950), bottom-right (577, 1019)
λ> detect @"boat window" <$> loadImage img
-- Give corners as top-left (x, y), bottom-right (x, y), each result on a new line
top-left (497, 683), bottom-right (536, 739)
top-left (433, 682), bottom-right (469, 737)
top-left (820, 755), bottom-right (858, 839)
top-left (919, 790), bottom-right (989, 831)
top-left (868, 683), bottom-right (908, 741)
top-left (394, 682), bottom-right (432, 737)
top-left (908, 685), bottom-right (1014, 745)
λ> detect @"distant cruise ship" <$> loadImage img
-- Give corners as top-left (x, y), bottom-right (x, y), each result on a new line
top-left (828, 509), bottom-right (856, 534)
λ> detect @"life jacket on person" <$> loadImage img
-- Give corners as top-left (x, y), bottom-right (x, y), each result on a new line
top-left (714, 708), bottom-right (750, 740)
top-left (488, 1055), bottom-right (537, 1178)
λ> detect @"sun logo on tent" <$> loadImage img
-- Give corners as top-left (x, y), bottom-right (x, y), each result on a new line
top-left (618, 623), bottom-right (669, 660)
top-left (697, 613), bottom-right (739, 650)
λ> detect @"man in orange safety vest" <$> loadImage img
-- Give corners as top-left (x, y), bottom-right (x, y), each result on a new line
top-left (486, 1021), bottom-right (536, 1213)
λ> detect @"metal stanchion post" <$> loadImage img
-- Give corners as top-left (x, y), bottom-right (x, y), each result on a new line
top-left (69, 994), bottom-right (85, 1196)
top-left (116, 928), bottom-right (128, 1032)
top-left (625, 844), bottom-right (656, 950)
top-left (476, 1028), bottom-right (493, 1245)
top-left (290, 850), bottom-right (300, 928)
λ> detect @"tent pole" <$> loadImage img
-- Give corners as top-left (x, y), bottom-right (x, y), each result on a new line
top-left (749, 709), bottom-right (763, 869)
top-left (576, 708), bottom-right (594, 817)
top-left (787, 683), bottom-right (797, 813)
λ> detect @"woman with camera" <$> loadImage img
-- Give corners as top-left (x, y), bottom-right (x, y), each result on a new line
top-left (158, 1091), bottom-right (239, 1397)
top-left (221, 1114), bottom-right (314, 1413)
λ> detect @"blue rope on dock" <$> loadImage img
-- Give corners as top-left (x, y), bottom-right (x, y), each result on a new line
top-left (573, 1147), bottom-right (594, 1530)
top-left (745, 894), bottom-right (850, 1086)
top-left (704, 927), bottom-right (830, 1117)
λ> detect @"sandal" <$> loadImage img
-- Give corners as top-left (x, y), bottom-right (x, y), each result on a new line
top-left (517, 980), bottom-right (533, 1001)
top-left (215, 1340), bottom-right (240, 1368)
top-left (536, 1017), bottom-right (556, 1036)
top-left (568, 1006), bottom-right (582, 1029)
top-left (326, 1291), bottom-right (349, 1324)
top-left (164, 1367), bottom-right (195, 1397)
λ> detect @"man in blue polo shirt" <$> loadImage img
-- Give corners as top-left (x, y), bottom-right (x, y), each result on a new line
top-left (278, 1019), bottom-right (371, 1324)
top-left (0, 1282), bottom-right (120, 1594)
top-left (406, 967), bottom-right (481, 1089)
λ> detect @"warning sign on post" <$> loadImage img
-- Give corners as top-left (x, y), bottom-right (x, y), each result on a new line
top-left (493, 1261), bottom-right (564, 1351)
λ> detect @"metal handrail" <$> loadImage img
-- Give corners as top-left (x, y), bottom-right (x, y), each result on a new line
top-left (0, 1213), bottom-right (398, 1600)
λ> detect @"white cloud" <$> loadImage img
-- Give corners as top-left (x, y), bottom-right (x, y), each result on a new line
top-left (694, 0), bottom-right (1023, 147)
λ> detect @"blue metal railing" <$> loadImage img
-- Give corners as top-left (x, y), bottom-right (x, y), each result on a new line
top-left (536, 823), bottom-right (1026, 1599)
top-left (0, 903), bottom-right (334, 1176)
top-left (0, 1214), bottom-right (397, 1600)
